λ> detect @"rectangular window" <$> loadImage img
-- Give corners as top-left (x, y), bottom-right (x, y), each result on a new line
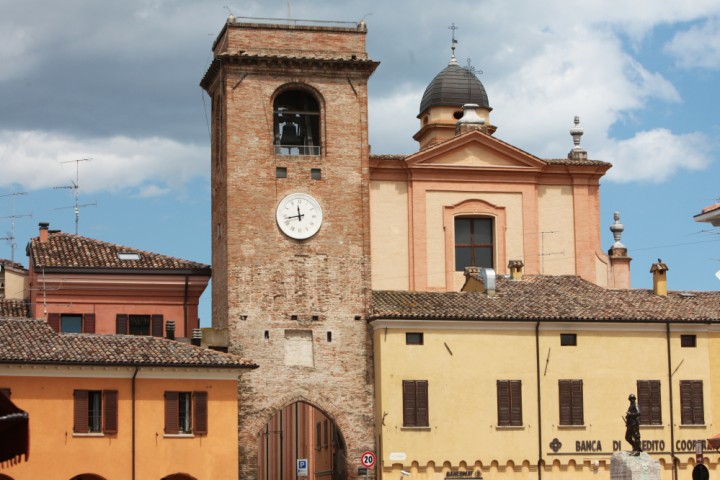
top-left (560, 333), bottom-right (577, 346)
top-left (316, 422), bottom-right (322, 450)
top-left (61, 314), bottom-right (83, 333)
top-left (311, 168), bottom-right (322, 180)
top-left (402, 380), bottom-right (429, 427)
top-left (680, 380), bottom-right (704, 425)
top-left (49, 313), bottom-right (96, 333)
top-left (73, 390), bottom-right (118, 434)
top-left (276, 167), bottom-right (287, 178)
top-left (129, 315), bottom-right (151, 336)
top-left (117, 314), bottom-right (163, 336)
top-left (406, 332), bottom-right (424, 345)
top-left (558, 380), bottom-right (584, 426)
top-left (681, 335), bottom-right (696, 348)
top-left (637, 380), bottom-right (662, 425)
top-left (497, 380), bottom-right (523, 426)
top-left (454, 217), bottom-right (493, 271)
top-left (164, 391), bottom-right (208, 435)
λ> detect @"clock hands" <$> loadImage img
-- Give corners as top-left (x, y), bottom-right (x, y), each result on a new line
top-left (286, 204), bottom-right (305, 222)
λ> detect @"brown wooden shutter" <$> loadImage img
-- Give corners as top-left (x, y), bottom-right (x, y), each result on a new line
top-left (559, 380), bottom-right (571, 425)
top-left (402, 380), bottom-right (416, 427)
top-left (103, 390), bottom-right (118, 434)
top-left (151, 314), bottom-right (164, 338)
top-left (638, 380), bottom-right (662, 425)
top-left (193, 391), bottom-right (208, 435)
top-left (416, 380), bottom-right (429, 427)
top-left (691, 381), bottom-right (704, 424)
top-left (83, 314), bottom-right (96, 334)
top-left (164, 391), bottom-right (179, 434)
top-left (116, 314), bottom-right (128, 334)
top-left (497, 380), bottom-right (510, 426)
top-left (48, 313), bottom-right (60, 332)
top-left (74, 390), bottom-right (89, 433)
top-left (571, 380), bottom-right (583, 425)
top-left (680, 381), bottom-right (692, 424)
top-left (509, 380), bottom-right (523, 426)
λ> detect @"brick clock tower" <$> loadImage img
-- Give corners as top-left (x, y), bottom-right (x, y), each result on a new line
top-left (201, 17), bottom-right (379, 479)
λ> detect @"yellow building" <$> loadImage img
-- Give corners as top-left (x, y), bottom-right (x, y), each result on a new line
top-left (0, 317), bottom-right (256, 479)
top-left (371, 268), bottom-right (720, 480)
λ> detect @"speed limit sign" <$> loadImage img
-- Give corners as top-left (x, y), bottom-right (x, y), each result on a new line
top-left (361, 451), bottom-right (376, 468)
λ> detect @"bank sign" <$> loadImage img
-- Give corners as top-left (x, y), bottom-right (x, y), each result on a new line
top-left (549, 437), bottom-right (711, 454)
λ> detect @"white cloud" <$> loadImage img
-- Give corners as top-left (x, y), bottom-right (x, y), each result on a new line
top-left (0, 130), bottom-right (208, 194)
top-left (664, 17), bottom-right (720, 69)
top-left (597, 129), bottom-right (711, 183)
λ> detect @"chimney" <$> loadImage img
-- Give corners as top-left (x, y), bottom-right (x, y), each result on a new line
top-left (39, 222), bottom-right (50, 243)
top-left (191, 328), bottom-right (202, 346)
top-left (650, 259), bottom-right (669, 297)
top-left (165, 320), bottom-right (175, 340)
top-left (508, 260), bottom-right (524, 281)
top-left (461, 266), bottom-right (496, 296)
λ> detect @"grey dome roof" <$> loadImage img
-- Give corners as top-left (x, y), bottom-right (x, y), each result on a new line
top-left (419, 58), bottom-right (490, 115)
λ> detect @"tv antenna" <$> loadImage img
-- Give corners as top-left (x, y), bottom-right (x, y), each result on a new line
top-left (54, 158), bottom-right (96, 235)
top-left (0, 191), bottom-right (31, 263)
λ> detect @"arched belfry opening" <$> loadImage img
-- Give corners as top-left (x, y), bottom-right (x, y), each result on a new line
top-left (274, 89), bottom-right (321, 156)
top-left (258, 401), bottom-right (348, 480)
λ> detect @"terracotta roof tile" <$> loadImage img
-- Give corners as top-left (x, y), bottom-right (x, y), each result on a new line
top-left (0, 300), bottom-right (30, 318)
top-left (0, 318), bottom-right (256, 368)
top-left (371, 276), bottom-right (720, 322)
top-left (29, 232), bottom-right (210, 271)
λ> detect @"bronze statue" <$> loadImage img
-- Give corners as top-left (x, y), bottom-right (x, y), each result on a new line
top-left (624, 394), bottom-right (642, 455)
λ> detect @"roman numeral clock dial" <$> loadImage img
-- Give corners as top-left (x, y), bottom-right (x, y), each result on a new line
top-left (276, 193), bottom-right (323, 240)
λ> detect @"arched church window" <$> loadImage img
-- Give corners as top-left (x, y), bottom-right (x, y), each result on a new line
top-left (274, 89), bottom-right (320, 156)
top-left (454, 217), bottom-right (494, 271)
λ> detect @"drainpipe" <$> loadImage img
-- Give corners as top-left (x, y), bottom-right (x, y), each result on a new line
top-left (132, 367), bottom-right (139, 480)
top-left (666, 323), bottom-right (677, 480)
top-left (535, 321), bottom-right (543, 480)
top-left (183, 275), bottom-right (189, 337)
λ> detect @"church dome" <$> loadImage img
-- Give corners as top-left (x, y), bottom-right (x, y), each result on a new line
top-left (419, 58), bottom-right (490, 115)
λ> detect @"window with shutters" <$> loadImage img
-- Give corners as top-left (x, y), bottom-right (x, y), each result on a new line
top-left (116, 314), bottom-right (164, 337)
top-left (497, 380), bottom-right (523, 427)
top-left (558, 380), bottom-right (584, 426)
top-left (637, 380), bottom-right (662, 425)
top-left (73, 389), bottom-right (118, 435)
top-left (402, 380), bottom-right (429, 427)
top-left (679, 380), bottom-right (704, 425)
top-left (48, 313), bottom-right (96, 333)
top-left (164, 391), bottom-right (208, 436)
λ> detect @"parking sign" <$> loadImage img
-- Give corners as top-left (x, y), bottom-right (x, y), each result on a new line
top-left (297, 458), bottom-right (308, 476)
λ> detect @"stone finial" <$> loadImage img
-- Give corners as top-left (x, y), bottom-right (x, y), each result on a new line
top-left (609, 211), bottom-right (625, 249)
top-left (568, 116), bottom-right (588, 161)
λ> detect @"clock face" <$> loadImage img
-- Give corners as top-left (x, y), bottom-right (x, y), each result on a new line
top-left (276, 193), bottom-right (323, 240)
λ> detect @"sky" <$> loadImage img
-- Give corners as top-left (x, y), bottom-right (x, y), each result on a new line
top-left (1, 0), bottom-right (719, 327)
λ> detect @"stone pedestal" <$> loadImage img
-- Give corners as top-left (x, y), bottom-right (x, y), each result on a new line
top-left (611, 452), bottom-right (660, 480)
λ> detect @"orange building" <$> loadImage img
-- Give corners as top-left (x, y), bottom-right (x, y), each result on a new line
top-left (0, 317), bottom-right (256, 479)
top-left (26, 222), bottom-right (211, 339)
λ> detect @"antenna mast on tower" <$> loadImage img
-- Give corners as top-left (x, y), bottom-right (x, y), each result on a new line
top-left (0, 192), bottom-right (31, 263)
top-left (54, 158), bottom-right (96, 235)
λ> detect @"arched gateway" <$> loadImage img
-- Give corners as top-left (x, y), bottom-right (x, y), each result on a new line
top-left (200, 16), bottom-right (379, 480)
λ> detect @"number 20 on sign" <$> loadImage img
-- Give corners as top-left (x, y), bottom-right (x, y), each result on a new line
top-left (361, 451), bottom-right (376, 468)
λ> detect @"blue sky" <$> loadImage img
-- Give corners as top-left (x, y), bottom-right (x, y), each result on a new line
top-left (1, 1), bottom-right (719, 327)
